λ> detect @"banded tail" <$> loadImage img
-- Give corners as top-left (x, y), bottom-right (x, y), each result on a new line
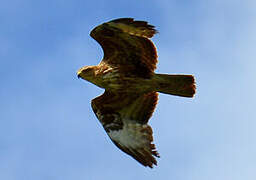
top-left (154, 74), bottom-right (196, 97)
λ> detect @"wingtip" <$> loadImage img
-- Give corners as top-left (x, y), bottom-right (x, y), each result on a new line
top-left (107, 17), bottom-right (158, 38)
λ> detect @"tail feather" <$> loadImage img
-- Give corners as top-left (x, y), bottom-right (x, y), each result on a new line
top-left (154, 74), bottom-right (196, 97)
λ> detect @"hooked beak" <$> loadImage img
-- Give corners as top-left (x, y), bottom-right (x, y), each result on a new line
top-left (77, 73), bottom-right (81, 79)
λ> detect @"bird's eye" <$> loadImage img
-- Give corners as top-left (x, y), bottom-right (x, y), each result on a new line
top-left (82, 68), bottom-right (93, 74)
top-left (82, 69), bottom-right (90, 73)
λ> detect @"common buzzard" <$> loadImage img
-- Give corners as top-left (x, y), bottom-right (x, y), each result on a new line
top-left (77, 18), bottom-right (196, 168)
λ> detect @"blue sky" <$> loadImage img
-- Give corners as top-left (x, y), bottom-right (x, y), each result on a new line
top-left (1, 0), bottom-right (256, 179)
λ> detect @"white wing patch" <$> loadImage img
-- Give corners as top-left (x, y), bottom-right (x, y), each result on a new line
top-left (108, 120), bottom-right (159, 168)
top-left (109, 123), bottom-right (149, 148)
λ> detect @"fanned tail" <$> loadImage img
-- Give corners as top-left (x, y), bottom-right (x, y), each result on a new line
top-left (154, 74), bottom-right (196, 97)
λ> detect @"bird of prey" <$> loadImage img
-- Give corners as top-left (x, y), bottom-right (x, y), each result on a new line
top-left (77, 18), bottom-right (196, 168)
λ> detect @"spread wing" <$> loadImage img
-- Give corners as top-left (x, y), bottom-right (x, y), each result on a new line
top-left (91, 91), bottom-right (160, 168)
top-left (90, 18), bottom-right (158, 78)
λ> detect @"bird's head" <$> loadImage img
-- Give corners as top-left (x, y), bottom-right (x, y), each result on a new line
top-left (77, 66), bottom-right (96, 81)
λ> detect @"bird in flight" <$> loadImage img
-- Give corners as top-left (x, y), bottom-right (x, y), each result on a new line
top-left (77, 18), bottom-right (196, 168)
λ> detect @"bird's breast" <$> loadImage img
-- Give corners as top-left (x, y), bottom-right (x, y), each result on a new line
top-left (93, 70), bottom-right (154, 93)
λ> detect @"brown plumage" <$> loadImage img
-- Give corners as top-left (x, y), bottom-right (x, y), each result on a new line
top-left (77, 18), bottom-right (196, 168)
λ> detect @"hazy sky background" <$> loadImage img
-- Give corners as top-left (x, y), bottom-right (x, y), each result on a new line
top-left (1, 0), bottom-right (255, 179)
